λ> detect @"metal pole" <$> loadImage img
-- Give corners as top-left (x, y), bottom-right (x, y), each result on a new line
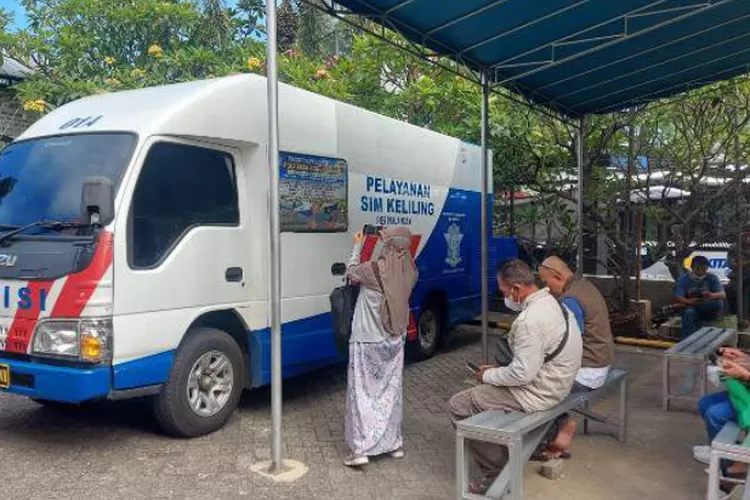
top-left (625, 124), bottom-right (635, 302)
top-left (481, 71), bottom-right (490, 364)
top-left (509, 183), bottom-right (516, 236)
top-left (266, 0), bottom-right (283, 473)
top-left (735, 124), bottom-right (744, 323)
top-left (635, 207), bottom-right (643, 301)
top-left (576, 118), bottom-right (584, 274)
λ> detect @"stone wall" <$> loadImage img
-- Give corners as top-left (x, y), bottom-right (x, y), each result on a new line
top-left (0, 90), bottom-right (35, 141)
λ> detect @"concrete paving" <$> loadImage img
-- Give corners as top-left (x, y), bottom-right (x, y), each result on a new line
top-left (0, 327), bottom-right (714, 499)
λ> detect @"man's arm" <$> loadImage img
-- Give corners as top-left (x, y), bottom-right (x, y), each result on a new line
top-left (704, 275), bottom-right (726, 300)
top-left (482, 319), bottom-right (544, 387)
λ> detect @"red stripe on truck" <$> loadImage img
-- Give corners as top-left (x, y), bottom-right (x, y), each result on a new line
top-left (4, 232), bottom-right (113, 354)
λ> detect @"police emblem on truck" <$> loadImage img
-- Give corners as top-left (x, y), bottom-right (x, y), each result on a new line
top-left (444, 223), bottom-right (464, 268)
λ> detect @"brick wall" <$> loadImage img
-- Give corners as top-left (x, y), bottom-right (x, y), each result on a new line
top-left (0, 89), bottom-right (36, 141)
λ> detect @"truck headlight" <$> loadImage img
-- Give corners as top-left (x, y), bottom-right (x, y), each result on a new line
top-left (32, 318), bottom-right (113, 363)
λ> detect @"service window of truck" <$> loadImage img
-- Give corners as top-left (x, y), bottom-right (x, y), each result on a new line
top-left (0, 75), bottom-right (512, 437)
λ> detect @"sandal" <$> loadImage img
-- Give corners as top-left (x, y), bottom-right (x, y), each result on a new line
top-left (469, 475), bottom-right (498, 495)
top-left (531, 448), bottom-right (572, 462)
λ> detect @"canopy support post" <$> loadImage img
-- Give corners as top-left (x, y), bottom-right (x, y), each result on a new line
top-left (576, 117), bottom-right (585, 274)
top-left (266, 0), bottom-right (283, 475)
top-left (481, 71), bottom-right (490, 364)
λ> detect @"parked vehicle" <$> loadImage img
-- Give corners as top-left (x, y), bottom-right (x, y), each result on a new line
top-left (0, 74), bottom-right (514, 436)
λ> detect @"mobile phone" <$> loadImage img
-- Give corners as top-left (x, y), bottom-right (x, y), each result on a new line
top-left (466, 361), bottom-right (480, 373)
top-left (363, 224), bottom-right (382, 236)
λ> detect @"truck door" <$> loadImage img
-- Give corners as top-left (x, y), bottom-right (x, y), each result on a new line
top-left (112, 137), bottom-right (252, 390)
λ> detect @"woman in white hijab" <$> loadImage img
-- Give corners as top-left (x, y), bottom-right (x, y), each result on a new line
top-left (343, 226), bottom-right (418, 467)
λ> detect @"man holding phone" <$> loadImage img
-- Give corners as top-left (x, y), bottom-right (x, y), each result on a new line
top-left (449, 259), bottom-right (582, 495)
top-left (675, 255), bottom-right (726, 340)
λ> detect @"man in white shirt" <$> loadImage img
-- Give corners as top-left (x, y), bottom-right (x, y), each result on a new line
top-left (449, 259), bottom-right (582, 494)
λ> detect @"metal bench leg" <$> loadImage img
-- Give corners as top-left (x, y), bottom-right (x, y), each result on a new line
top-left (456, 431), bottom-right (469, 500)
top-left (508, 437), bottom-right (523, 500)
top-left (662, 356), bottom-right (670, 411)
top-left (618, 375), bottom-right (628, 443)
top-left (743, 470), bottom-right (750, 500)
top-left (486, 424), bottom-right (551, 499)
top-left (582, 400), bottom-right (590, 436)
top-left (700, 362), bottom-right (708, 400)
top-left (707, 451), bottom-right (721, 500)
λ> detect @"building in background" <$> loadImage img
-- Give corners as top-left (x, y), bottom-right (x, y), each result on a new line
top-left (0, 56), bottom-right (35, 143)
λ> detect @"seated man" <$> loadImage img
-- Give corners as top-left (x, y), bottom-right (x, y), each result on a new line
top-left (449, 259), bottom-right (582, 494)
top-left (536, 256), bottom-right (615, 459)
top-left (675, 256), bottom-right (726, 340)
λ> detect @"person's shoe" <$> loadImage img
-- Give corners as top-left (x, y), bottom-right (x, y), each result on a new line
top-left (693, 445), bottom-right (711, 465)
top-left (389, 448), bottom-right (405, 459)
top-left (343, 454), bottom-right (369, 467)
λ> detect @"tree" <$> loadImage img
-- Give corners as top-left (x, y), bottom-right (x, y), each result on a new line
top-left (4, 0), bottom-right (264, 107)
top-left (277, 0), bottom-right (298, 53)
top-left (199, 0), bottom-right (233, 49)
top-left (232, 0), bottom-right (265, 39)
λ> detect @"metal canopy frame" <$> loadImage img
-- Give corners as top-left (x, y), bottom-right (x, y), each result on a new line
top-left (302, 0), bottom-right (578, 126)
top-left (264, 0), bottom-right (750, 472)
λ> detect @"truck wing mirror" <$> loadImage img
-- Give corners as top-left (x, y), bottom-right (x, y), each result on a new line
top-left (81, 176), bottom-right (115, 225)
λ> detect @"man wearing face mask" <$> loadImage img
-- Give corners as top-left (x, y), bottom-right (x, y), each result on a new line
top-left (449, 259), bottom-right (582, 495)
top-left (675, 255), bottom-right (726, 340)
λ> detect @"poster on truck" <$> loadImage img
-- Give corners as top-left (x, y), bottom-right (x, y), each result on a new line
top-left (279, 152), bottom-right (348, 232)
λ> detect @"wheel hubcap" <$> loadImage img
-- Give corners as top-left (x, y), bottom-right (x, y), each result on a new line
top-left (186, 350), bottom-right (234, 418)
top-left (418, 310), bottom-right (438, 351)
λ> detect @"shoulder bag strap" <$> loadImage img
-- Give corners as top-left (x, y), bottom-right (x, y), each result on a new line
top-left (544, 301), bottom-right (570, 364)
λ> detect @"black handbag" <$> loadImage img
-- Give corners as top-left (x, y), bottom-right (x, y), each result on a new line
top-left (330, 281), bottom-right (360, 354)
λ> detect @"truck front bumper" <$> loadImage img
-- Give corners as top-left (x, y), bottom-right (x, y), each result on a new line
top-left (0, 357), bottom-right (111, 403)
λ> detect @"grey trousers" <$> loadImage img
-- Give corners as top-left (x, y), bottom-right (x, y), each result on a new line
top-left (449, 384), bottom-right (523, 477)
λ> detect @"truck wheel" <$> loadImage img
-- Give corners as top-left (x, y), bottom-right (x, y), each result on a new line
top-left (406, 304), bottom-right (443, 361)
top-left (154, 327), bottom-right (244, 438)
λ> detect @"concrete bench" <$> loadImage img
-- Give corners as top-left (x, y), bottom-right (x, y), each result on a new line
top-left (455, 369), bottom-right (628, 500)
top-left (662, 326), bottom-right (738, 411)
top-left (708, 422), bottom-right (750, 500)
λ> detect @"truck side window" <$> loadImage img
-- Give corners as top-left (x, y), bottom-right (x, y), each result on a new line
top-left (129, 142), bottom-right (239, 269)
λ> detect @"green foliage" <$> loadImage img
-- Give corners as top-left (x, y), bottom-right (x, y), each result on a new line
top-left (5, 0), bottom-right (264, 107)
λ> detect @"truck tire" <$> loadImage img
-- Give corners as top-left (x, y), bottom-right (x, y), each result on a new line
top-left (406, 303), bottom-right (443, 361)
top-left (154, 327), bottom-right (244, 438)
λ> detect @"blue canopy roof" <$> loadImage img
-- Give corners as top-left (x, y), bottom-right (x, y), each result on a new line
top-left (330, 0), bottom-right (750, 117)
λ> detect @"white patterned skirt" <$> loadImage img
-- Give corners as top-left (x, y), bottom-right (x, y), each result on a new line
top-left (345, 336), bottom-right (405, 457)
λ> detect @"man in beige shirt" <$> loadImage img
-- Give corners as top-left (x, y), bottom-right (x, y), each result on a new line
top-left (449, 259), bottom-right (582, 494)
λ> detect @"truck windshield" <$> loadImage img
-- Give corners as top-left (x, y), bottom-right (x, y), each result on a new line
top-left (0, 133), bottom-right (136, 229)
